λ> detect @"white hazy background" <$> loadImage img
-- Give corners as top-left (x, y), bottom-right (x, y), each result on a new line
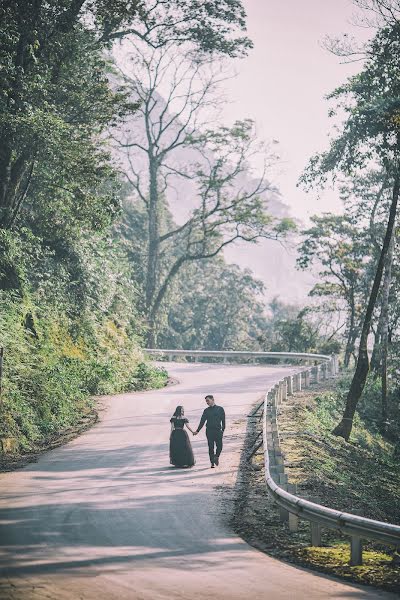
top-left (223, 0), bottom-right (372, 221)
top-left (113, 1), bottom-right (374, 303)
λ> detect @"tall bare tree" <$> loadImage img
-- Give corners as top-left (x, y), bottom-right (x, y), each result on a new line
top-left (114, 42), bottom-right (292, 345)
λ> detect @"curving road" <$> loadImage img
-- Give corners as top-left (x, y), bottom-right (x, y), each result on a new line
top-left (0, 363), bottom-right (395, 600)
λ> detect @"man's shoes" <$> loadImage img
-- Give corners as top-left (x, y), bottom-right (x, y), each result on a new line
top-left (211, 464), bottom-right (215, 468)
top-left (215, 456), bottom-right (219, 466)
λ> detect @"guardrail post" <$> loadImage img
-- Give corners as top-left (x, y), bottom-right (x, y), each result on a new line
top-left (321, 362), bottom-right (327, 380)
top-left (314, 365), bottom-right (321, 383)
top-left (168, 353), bottom-right (173, 361)
top-left (294, 373), bottom-right (301, 392)
top-left (311, 366), bottom-right (316, 383)
top-left (304, 370), bottom-right (310, 388)
top-left (275, 383), bottom-right (281, 405)
top-left (277, 471), bottom-right (289, 522)
top-left (288, 512), bottom-right (299, 532)
top-left (285, 484), bottom-right (299, 532)
top-left (331, 355), bottom-right (339, 375)
top-left (328, 358), bottom-right (335, 377)
top-left (311, 522), bottom-right (322, 547)
top-left (350, 536), bottom-right (363, 566)
top-left (279, 500), bottom-right (289, 522)
top-left (282, 379), bottom-right (288, 401)
top-left (287, 375), bottom-right (293, 396)
top-left (279, 473), bottom-right (288, 485)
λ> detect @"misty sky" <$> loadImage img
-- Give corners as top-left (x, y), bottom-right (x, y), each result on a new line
top-left (223, 0), bottom-right (372, 222)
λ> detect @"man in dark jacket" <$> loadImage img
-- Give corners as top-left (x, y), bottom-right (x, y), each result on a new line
top-left (193, 395), bottom-right (225, 468)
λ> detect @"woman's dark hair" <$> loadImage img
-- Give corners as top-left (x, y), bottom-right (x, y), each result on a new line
top-left (172, 405), bottom-right (184, 417)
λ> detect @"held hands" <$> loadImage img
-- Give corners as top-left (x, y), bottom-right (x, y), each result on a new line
top-left (193, 431), bottom-right (198, 436)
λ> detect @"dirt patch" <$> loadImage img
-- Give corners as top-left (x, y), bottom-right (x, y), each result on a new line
top-left (228, 381), bottom-right (400, 594)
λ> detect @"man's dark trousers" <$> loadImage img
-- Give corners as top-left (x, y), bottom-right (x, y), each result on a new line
top-left (206, 428), bottom-right (223, 464)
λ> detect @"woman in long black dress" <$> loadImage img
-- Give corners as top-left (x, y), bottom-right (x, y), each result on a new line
top-left (169, 406), bottom-right (195, 468)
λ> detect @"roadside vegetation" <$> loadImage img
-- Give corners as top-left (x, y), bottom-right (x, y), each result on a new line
top-left (0, 2), bottom-right (302, 460)
top-left (294, 2), bottom-right (400, 454)
top-left (232, 379), bottom-right (400, 593)
top-left (0, 0), bottom-right (265, 458)
top-left (282, 377), bottom-right (400, 525)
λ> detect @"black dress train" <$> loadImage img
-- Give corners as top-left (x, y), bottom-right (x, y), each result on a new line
top-left (169, 417), bottom-right (195, 467)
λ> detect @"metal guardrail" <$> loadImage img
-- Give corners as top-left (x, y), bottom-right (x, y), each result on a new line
top-left (146, 348), bottom-right (400, 564)
top-left (145, 348), bottom-right (338, 366)
top-left (262, 374), bottom-right (400, 563)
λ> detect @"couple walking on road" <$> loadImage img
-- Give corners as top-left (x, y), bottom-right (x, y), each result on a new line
top-left (169, 395), bottom-right (225, 469)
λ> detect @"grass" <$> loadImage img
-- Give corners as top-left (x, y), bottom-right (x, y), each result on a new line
top-left (281, 382), bottom-right (400, 524)
top-left (294, 543), bottom-right (400, 591)
top-left (230, 378), bottom-right (400, 594)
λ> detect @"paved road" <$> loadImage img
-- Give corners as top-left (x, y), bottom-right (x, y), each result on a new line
top-left (0, 363), bottom-right (395, 600)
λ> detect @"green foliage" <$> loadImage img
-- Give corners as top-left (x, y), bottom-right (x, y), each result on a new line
top-left (301, 20), bottom-right (400, 186)
top-left (297, 212), bottom-right (373, 365)
top-left (0, 1), bottom-right (260, 454)
top-left (289, 379), bottom-right (400, 525)
top-left (157, 258), bottom-right (267, 350)
top-left (0, 1), bottom-right (136, 230)
top-left (128, 362), bottom-right (168, 391)
top-left (0, 0), bottom-right (252, 230)
top-left (124, 0), bottom-right (253, 56)
top-left (318, 338), bottom-right (342, 355)
top-left (298, 20), bottom-right (400, 441)
top-left (259, 299), bottom-right (338, 355)
top-left (0, 291), bottom-right (156, 447)
top-left (305, 375), bottom-right (397, 456)
top-left (0, 226), bottom-right (157, 449)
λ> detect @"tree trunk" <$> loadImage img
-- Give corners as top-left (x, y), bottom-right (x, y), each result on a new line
top-left (145, 158), bottom-right (160, 346)
top-left (380, 231), bottom-right (394, 431)
top-left (146, 256), bottom-right (187, 347)
top-left (370, 317), bottom-right (383, 375)
top-left (344, 330), bottom-right (357, 368)
top-left (343, 337), bottom-right (353, 368)
top-left (332, 172), bottom-right (400, 441)
top-left (0, 1), bottom-right (42, 228)
top-left (0, 140), bottom-right (13, 223)
top-left (146, 317), bottom-right (157, 348)
top-left (0, 153), bottom-right (33, 229)
top-left (344, 297), bottom-right (357, 368)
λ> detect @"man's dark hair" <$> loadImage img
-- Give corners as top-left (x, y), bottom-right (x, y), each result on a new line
top-left (205, 395), bottom-right (214, 400)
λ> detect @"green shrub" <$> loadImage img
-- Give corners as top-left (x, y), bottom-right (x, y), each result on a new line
top-left (0, 291), bottom-right (167, 450)
top-left (128, 362), bottom-right (168, 391)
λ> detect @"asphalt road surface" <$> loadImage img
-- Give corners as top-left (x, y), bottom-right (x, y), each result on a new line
top-left (0, 363), bottom-right (396, 600)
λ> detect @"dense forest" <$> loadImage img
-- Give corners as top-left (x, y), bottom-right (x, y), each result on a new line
top-left (0, 0), bottom-right (295, 450)
top-left (298, 0), bottom-right (400, 444)
top-left (1, 0), bottom-right (400, 454)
